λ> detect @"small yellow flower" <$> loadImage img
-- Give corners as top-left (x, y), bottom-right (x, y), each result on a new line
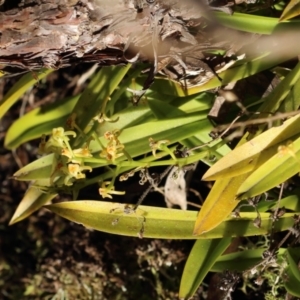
top-left (61, 148), bottom-right (73, 159)
top-left (62, 163), bottom-right (92, 186)
top-left (73, 147), bottom-right (92, 158)
top-left (62, 146), bottom-right (93, 162)
top-left (40, 127), bottom-right (76, 154)
top-left (104, 129), bottom-right (121, 141)
top-left (67, 163), bottom-right (91, 178)
top-left (99, 181), bottom-right (125, 199)
top-left (100, 129), bottom-right (125, 162)
top-left (52, 127), bottom-right (76, 145)
top-left (149, 137), bottom-right (170, 157)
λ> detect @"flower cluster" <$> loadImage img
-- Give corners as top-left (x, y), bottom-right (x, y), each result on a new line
top-left (100, 129), bottom-right (125, 162)
top-left (39, 127), bottom-right (93, 186)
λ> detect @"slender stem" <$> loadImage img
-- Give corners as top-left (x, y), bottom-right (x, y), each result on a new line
top-left (133, 165), bottom-right (173, 210)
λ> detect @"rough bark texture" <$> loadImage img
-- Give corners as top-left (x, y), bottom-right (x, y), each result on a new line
top-left (0, 0), bottom-right (235, 85)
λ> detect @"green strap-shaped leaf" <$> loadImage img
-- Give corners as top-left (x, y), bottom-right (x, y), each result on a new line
top-left (257, 194), bottom-right (300, 212)
top-left (13, 154), bottom-right (56, 181)
top-left (285, 247), bottom-right (300, 297)
top-left (212, 248), bottom-right (286, 272)
top-left (0, 69), bottom-right (53, 119)
top-left (215, 12), bottom-right (300, 34)
top-left (5, 95), bottom-right (79, 149)
top-left (46, 201), bottom-right (295, 239)
top-left (287, 248), bottom-right (300, 281)
top-left (285, 268), bottom-right (300, 297)
top-left (71, 65), bottom-right (131, 137)
top-left (179, 238), bottom-right (231, 299)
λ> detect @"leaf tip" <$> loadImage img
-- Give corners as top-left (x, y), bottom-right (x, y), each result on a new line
top-left (9, 213), bottom-right (22, 225)
top-left (192, 228), bottom-right (207, 236)
top-left (193, 219), bottom-right (211, 236)
top-left (201, 172), bottom-right (214, 181)
top-left (235, 193), bottom-right (244, 201)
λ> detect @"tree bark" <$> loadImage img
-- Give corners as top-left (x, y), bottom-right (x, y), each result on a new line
top-left (0, 0), bottom-right (235, 85)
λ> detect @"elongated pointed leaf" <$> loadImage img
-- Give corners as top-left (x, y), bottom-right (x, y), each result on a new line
top-left (194, 132), bottom-right (257, 235)
top-left (257, 194), bottom-right (300, 212)
top-left (179, 238), bottom-right (231, 299)
top-left (46, 201), bottom-right (295, 239)
top-left (215, 11), bottom-right (300, 34)
top-left (13, 154), bottom-right (55, 181)
top-left (203, 114), bottom-right (300, 181)
top-left (0, 69), bottom-right (53, 119)
top-left (285, 247), bottom-right (300, 297)
top-left (71, 65), bottom-right (131, 137)
top-left (5, 95), bottom-right (79, 149)
top-left (280, 0), bottom-right (300, 21)
top-left (287, 248), bottom-right (300, 281)
top-left (256, 61), bottom-right (300, 115)
top-left (194, 137), bottom-right (299, 235)
top-left (285, 267), bottom-right (300, 297)
top-left (9, 185), bottom-right (57, 225)
top-left (237, 136), bottom-right (300, 199)
top-left (212, 248), bottom-right (286, 272)
top-left (194, 172), bottom-right (250, 235)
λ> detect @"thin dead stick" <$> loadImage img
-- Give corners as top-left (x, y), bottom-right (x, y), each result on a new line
top-left (187, 113), bottom-right (243, 154)
top-left (188, 110), bottom-right (300, 154)
top-left (214, 110), bottom-right (300, 134)
top-left (132, 165), bottom-right (173, 210)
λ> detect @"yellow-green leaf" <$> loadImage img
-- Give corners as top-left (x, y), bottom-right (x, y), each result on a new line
top-left (5, 95), bottom-right (79, 149)
top-left (0, 69), bottom-right (53, 119)
top-left (45, 201), bottom-right (295, 239)
top-left (194, 172), bottom-right (250, 235)
top-left (13, 154), bottom-right (55, 181)
top-left (237, 136), bottom-right (300, 200)
top-left (203, 114), bottom-right (300, 181)
top-left (71, 65), bottom-right (131, 137)
top-left (280, 0), bottom-right (300, 21)
top-left (9, 185), bottom-right (56, 225)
